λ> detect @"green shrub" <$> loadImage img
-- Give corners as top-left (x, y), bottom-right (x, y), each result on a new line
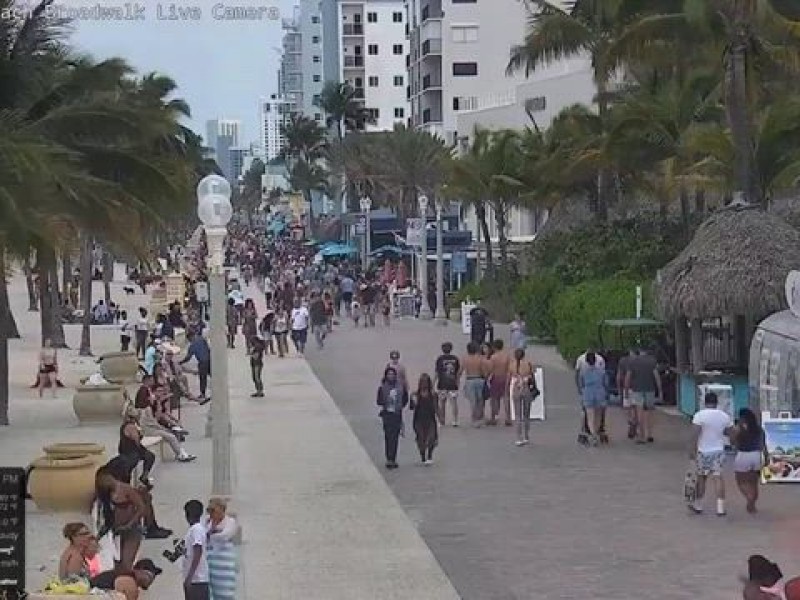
top-left (451, 281), bottom-right (485, 307)
top-left (512, 272), bottom-right (564, 341)
top-left (553, 279), bottom-right (653, 363)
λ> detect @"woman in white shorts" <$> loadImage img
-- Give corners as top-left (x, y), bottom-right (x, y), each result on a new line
top-left (731, 407), bottom-right (767, 513)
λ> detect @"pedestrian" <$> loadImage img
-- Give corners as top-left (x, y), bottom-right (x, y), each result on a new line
top-left (376, 366), bottom-right (408, 469)
top-left (487, 339), bottom-right (511, 426)
top-left (119, 310), bottom-right (132, 352)
top-left (732, 407), bottom-right (767, 513)
top-left (411, 374), bottom-right (438, 465)
top-left (181, 499), bottom-right (210, 600)
top-left (689, 391), bottom-right (733, 516)
top-left (249, 336), bottom-right (265, 398)
top-left (225, 298), bottom-right (238, 349)
top-left (273, 306), bottom-right (289, 358)
top-left (204, 497), bottom-right (238, 600)
top-left (509, 347), bottom-right (536, 446)
top-left (386, 350), bottom-right (408, 393)
top-left (351, 300), bottom-right (362, 326)
top-left (578, 352), bottom-right (607, 447)
top-left (241, 298), bottom-right (258, 354)
top-left (180, 333), bottom-right (211, 403)
top-left (340, 273), bottom-right (355, 316)
top-left (469, 303), bottom-right (488, 345)
top-left (36, 338), bottom-right (58, 398)
top-left (434, 342), bottom-right (461, 427)
top-left (461, 341), bottom-right (488, 427)
top-left (624, 348), bottom-right (662, 444)
top-left (616, 349), bottom-right (637, 439)
top-left (134, 307), bottom-right (149, 359)
top-left (380, 292), bottom-right (391, 327)
top-left (309, 292), bottom-right (327, 350)
top-left (509, 312), bottom-right (527, 351)
top-left (290, 299), bottom-right (310, 354)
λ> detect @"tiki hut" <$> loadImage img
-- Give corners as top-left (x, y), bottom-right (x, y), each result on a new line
top-left (655, 204), bottom-right (800, 414)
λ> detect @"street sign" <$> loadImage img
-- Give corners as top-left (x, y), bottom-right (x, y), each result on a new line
top-left (406, 218), bottom-right (424, 247)
top-left (195, 281), bottom-right (209, 303)
top-left (452, 251), bottom-right (467, 274)
top-left (0, 468), bottom-right (25, 596)
top-left (355, 215), bottom-right (367, 235)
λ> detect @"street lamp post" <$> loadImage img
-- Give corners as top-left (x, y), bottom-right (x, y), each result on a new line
top-left (197, 175), bottom-right (233, 498)
top-left (434, 199), bottom-right (447, 325)
top-left (360, 195), bottom-right (372, 271)
top-left (418, 195), bottom-right (433, 320)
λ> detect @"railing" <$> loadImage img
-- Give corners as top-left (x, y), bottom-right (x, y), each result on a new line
top-left (344, 56), bottom-right (364, 68)
top-left (421, 38), bottom-right (442, 56)
top-left (422, 74), bottom-right (442, 89)
top-left (343, 23), bottom-right (364, 35)
top-left (353, 87), bottom-right (365, 99)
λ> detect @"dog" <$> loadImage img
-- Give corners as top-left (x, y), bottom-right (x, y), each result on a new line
top-left (123, 286), bottom-right (136, 295)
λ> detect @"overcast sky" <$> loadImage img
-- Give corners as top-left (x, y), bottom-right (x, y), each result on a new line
top-left (71, 0), bottom-right (295, 145)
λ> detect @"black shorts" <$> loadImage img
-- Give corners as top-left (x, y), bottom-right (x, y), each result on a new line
top-left (291, 328), bottom-right (308, 344)
top-left (40, 365), bottom-right (56, 374)
top-left (342, 292), bottom-right (353, 304)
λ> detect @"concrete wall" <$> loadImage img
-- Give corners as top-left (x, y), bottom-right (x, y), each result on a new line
top-left (299, 0), bottom-right (325, 120)
top-left (363, 0), bottom-right (408, 131)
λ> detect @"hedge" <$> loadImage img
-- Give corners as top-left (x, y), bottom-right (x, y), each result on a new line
top-left (512, 272), bottom-right (564, 341)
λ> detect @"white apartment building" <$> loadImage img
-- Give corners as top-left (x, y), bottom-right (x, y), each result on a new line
top-left (337, 0), bottom-right (409, 131)
top-left (259, 94), bottom-right (292, 161)
top-left (279, 1), bottom-right (325, 121)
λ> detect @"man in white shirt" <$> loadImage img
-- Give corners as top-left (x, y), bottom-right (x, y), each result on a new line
top-left (689, 391), bottom-right (733, 516)
top-left (181, 499), bottom-right (209, 599)
top-left (290, 300), bottom-right (310, 354)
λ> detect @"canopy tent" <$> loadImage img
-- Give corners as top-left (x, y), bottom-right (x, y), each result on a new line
top-left (320, 243), bottom-right (358, 257)
top-left (369, 245), bottom-right (411, 257)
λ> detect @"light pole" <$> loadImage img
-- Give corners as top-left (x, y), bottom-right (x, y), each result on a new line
top-left (434, 198), bottom-right (447, 325)
top-left (197, 174), bottom-right (233, 498)
top-left (418, 195), bottom-right (433, 320)
top-left (360, 195), bottom-right (372, 271)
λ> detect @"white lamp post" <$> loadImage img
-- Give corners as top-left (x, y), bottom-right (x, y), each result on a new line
top-left (434, 198), bottom-right (447, 325)
top-left (418, 195), bottom-right (433, 320)
top-left (360, 195), bottom-right (372, 271)
top-left (197, 174), bottom-right (233, 498)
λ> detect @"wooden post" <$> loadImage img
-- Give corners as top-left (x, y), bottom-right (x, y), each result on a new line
top-left (675, 318), bottom-right (689, 371)
top-left (690, 317), bottom-right (704, 374)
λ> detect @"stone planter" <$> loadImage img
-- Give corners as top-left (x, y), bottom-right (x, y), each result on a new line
top-left (99, 351), bottom-right (139, 384)
top-left (27, 455), bottom-right (98, 513)
top-left (43, 442), bottom-right (106, 464)
top-left (72, 384), bottom-right (126, 424)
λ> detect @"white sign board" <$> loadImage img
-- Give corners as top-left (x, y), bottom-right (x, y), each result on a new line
top-left (113, 262), bottom-right (128, 282)
top-left (509, 368), bottom-right (546, 421)
top-left (787, 270), bottom-right (800, 319)
top-left (406, 218), bottom-right (424, 247)
top-left (194, 281), bottom-right (209, 303)
top-left (461, 302), bottom-right (476, 335)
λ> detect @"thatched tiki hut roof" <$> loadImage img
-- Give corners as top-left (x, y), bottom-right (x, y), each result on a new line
top-left (656, 205), bottom-right (800, 322)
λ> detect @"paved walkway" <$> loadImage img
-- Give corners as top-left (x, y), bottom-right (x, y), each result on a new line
top-left (4, 275), bottom-right (460, 599)
top-left (306, 317), bottom-right (800, 600)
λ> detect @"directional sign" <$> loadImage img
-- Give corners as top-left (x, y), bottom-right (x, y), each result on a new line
top-left (452, 251), bottom-right (467, 274)
top-left (0, 468), bottom-right (25, 596)
top-left (406, 218), bottom-right (424, 247)
top-left (355, 215), bottom-right (367, 235)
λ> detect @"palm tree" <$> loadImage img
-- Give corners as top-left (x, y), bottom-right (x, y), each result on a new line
top-left (314, 81), bottom-right (372, 140)
top-left (281, 113), bottom-right (326, 164)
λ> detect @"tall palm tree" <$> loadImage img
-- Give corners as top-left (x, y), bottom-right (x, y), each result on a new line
top-left (314, 81), bottom-right (372, 140)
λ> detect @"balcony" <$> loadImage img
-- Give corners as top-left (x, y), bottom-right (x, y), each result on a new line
top-left (421, 38), bottom-right (442, 56)
top-left (343, 23), bottom-right (363, 36)
top-left (422, 73), bottom-right (442, 90)
top-left (344, 55), bottom-right (365, 68)
top-left (421, 0), bottom-right (442, 22)
top-left (353, 87), bottom-right (365, 99)
top-left (422, 108), bottom-right (442, 124)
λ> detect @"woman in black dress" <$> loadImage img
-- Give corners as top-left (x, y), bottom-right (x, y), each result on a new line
top-left (411, 373), bottom-right (438, 465)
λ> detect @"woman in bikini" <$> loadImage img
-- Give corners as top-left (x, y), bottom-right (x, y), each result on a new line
top-left (59, 522), bottom-right (99, 581)
top-left (95, 469), bottom-right (146, 572)
top-left (37, 338), bottom-right (58, 397)
top-left (509, 348), bottom-right (536, 446)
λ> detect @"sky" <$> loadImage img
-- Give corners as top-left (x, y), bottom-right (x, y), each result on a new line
top-left (70, 0), bottom-right (296, 145)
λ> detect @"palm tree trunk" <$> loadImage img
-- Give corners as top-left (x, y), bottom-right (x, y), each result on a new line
top-left (0, 250), bottom-right (20, 340)
top-left (496, 202), bottom-right (510, 275)
top-left (725, 7), bottom-right (759, 205)
top-left (62, 252), bottom-right (72, 303)
top-left (695, 188), bottom-right (706, 215)
top-left (102, 249), bottom-right (113, 306)
top-left (476, 203), bottom-right (493, 275)
top-left (48, 260), bottom-right (66, 348)
top-left (79, 235), bottom-right (93, 356)
top-left (23, 255), bottom-right (38, 312)
top-left (595, 78), bottom-right (612, 221)
top-left (37, 245), bottom-right (66, 347)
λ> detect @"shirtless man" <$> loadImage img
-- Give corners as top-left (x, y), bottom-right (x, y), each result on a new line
top-left (461, 342), bottom-right (488, 427)
top-left (487, 339), bottom-right (512, 426)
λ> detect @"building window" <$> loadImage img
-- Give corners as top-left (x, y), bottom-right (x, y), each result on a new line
top-left (394, 107), bottom-right (405, 118)
top-left (452, 0), bottom-right (477, 3)
top-left (311, 15), bottom-right (320, 23)
top-left (367, 11), bottom-right (377, 22)
top-left (314, 113), bottom-right (322, 121)
top-left (313, 55), bottom-right (321, 63)
top-left (453, 96), bottom-right (477, 111)
top-left (368, 44), bottom-right (378, 55)
top-left (393, 44), bottom-right (403, 55)
top-left (367, 108), bottom-right (380, 120)
top-left (368, 75), bottom-right (379, 87)
top-left (313, 74), bottom-right (321, 82)
top-left (313, 94), bottom-right (321, 104)
top-left (393, 11), bottom-right (403, 22)
top-left (312, 35), bottom-right (320, 43)
top-left (451, 25), bottom-right (479, 43)
top-left (393, 75), bottom-right (404, 86)
top-left (452, 62), bottom-right (478, 76)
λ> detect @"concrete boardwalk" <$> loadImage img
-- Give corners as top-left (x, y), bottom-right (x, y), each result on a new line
top-left (306, 317), bottom-right (800, 600)
top-left (3, 275), bottom-right (459, 599)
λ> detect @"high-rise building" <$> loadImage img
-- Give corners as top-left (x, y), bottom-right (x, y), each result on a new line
top-left (229, 146), bottom-right (252, 183)
top-left (260, 95), bottom-right (292, 161)
top-left (205, 119), bottom-right (241, 181)
top-left (336, 0), bottom-right (409, 131)
top-left (278, 1), bottom-right (325, 120)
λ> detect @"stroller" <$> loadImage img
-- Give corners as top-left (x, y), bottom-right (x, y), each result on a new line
top-left (577, 406), bottom-right (609, 446)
